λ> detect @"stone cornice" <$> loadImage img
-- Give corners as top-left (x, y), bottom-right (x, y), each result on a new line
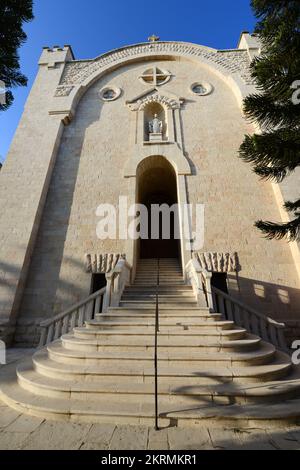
top-left (57, 41), bottom-right (253, 96)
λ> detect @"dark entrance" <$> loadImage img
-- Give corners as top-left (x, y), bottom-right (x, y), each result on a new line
top-left (90, 273), bottom-right (106, 294)
top-left (137, 156), bottom-right (180, 260)
top-left (211, 272), bottom-right (228, 294)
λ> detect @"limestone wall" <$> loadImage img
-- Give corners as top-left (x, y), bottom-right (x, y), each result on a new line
top-left (11, 56), bottom-right (299, 345)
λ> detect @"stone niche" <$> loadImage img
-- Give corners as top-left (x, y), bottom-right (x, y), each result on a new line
top-left (126, 90), bottom-right (183, 147)
top-left (144, 101), bottom-right (167, 142)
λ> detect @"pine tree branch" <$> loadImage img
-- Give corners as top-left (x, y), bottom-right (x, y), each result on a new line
top-left (284, 199), bottom-right (300, 212)
top-left (243, 93), bottom-right (300, 129)
top-left (255, 215), bottom-right (300, 241)
top-left (239, 131), bottom-right (300, 181)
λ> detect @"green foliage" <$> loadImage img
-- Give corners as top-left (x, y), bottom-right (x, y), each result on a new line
top-left (0, 0), bottom-right (34, 111)
top-left (239, 0), bottom-right (300, 241)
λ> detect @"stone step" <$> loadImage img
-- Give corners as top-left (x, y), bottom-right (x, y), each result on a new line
top-left (137, 266), bottom-right (181, 269)
top-left (61, 333), bottom-right (262, 353)
top-left (119, 301), bottom-right (198, 308)
top-left (135, 271), bottom-right (183, 274)
top-left (17, 366), bottom-right (234, 403)
top-left (125, 286), bottom-right (192, 293)
top-left (137, 259), bottom-right (179, 263)
top-left (107, 306), bottom-right (211, 313)
top-left (122, 291), bottom-right (194, 296)
top-left (85, 320), bottom-right (235, 330)
top-left (32, 350), bottom-right (291, 383)
top-left (136, 268), bottom-right (181, 273)
top-left (133, 280), bottom-right (185, 285)
top-left (134, 279), bottom-right (186, 287)
top-left (47, 340), bottom-right (276, 367)
top-left (136, 271), bottom-right (182, 274)
top-left (72, 326), bottom-right (247, 341)
top-left (85, 317), bottom-right (235, 335)
top-left (136, 268), bottom-right (182, 271)
top-left (124, 284), bottom-right (194, 295)
top-left (135, 274), bottom-right (183, 278)
top-left (121, 295), bottom-right (196, 302)
top-left (16, 361), bottom-right (300, 405)
top-left (96, 312), bottom-right (222, 322)
top-left (4, 376), bottom-right (300, 426)
top-left (136, 269), bottom-right (182, 274)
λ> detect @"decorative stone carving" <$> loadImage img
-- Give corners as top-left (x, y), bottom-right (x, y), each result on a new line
top-left (127, 93), bottom-right (181, 111)
top-left (54, 85), bottom-right (74, 97)
top-left (85, 253), bottom-right (126, 273)
top-left (57, 42), bottom-right (254, 93)
top-left (194, 252), bottom-right (240, 272)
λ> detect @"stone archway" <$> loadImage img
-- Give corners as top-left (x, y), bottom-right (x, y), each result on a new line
top-left (136, 156), bottom-right (180, 260)
top-left (125, 154), bottom-right (193, 276)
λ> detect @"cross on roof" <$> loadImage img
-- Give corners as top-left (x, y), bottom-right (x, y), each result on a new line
top-left (148, 34), bottom-right (160, 42)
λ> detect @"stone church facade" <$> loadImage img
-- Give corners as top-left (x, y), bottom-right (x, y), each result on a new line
top-left (0, 33), bottom-right (299, 347)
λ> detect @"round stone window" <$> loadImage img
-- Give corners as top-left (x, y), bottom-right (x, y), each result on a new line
top-left (99, 86), bottom-right (121, 102)
top-left (190, 82), bottom-right (213, 96)
top-left (139, 67), bottom-right (171, 86)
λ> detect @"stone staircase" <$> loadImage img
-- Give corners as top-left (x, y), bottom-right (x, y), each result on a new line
top-left (1, 258), bottom-right (300, 426)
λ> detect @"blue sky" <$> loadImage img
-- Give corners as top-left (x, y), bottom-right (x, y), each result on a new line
top-left (0, 0), bottom-right (256, 161)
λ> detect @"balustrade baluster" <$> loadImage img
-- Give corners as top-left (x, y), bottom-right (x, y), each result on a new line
top-left (242, 309), bottom-right (251, 331)
top-left (94, 295), bottom-right (101, 315)
top-left (39, 328), bottom-right (47, 348)
top-left (219, 297), bottom-right (226, 318)
top-left (86, 299), bottom-right (95, 320)
top-left (259, 317), bottom-right (269, 342)
top-left (78, 306), bottom-right (85, 327)
top-left (270, 325), bottom-right (279, 347)
top-left (251, 315), bottom-right (260, 335)
top-left (233, 304), bottom-right (242, 326)
top-left (225, 299), bottom-right (234, 321)
top-left (70, 310), bottom-right (77, 330)
top-left (212, 291), bottom-right (217, 312)
top-left (278, 329), bottom-right (287, 350)
top-left (46, 324), bottom-right (54, 344)
top-left (62, 314), bottom-right (70, 335)
top-left (209, 286), bottom-right (287, 352)
top-left (38, 287), bottom-right (108, 346)
top-left (54, 319), bottom-right (63, 340)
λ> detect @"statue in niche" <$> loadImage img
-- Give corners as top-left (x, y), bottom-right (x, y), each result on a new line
top-left (149, 114), bottom-right (163, 134)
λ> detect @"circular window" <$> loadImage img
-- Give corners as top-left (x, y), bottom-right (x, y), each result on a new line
top-left (139, 67), bottom-right (171, 86)
top-left (99, 86), bottom-right (121, 102)
top-left (190, 82), bottom-right (213, 96)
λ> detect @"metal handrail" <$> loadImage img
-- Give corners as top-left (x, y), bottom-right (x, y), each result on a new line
top-left (154, 258), bottom-right (160, 430)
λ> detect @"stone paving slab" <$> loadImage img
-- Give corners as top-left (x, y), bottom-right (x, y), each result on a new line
top-left (0, 398), bottom-right (300, 449)
top-left (20, 422), bottom-right (92, 450)
top-left (109, 425), bottom-right (149, 450)
top-left (147, 427), bottom-right (169, 450)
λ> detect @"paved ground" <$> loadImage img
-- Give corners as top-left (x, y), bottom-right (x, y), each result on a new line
top-left (1, 402), bottom-right (300, 450)
top-left (1, 349), bottom-right (300, 450)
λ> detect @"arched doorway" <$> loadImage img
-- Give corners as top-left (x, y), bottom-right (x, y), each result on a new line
top-left (136, 156), bottom-right (180, 260)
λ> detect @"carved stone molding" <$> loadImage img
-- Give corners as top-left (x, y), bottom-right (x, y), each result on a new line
top-left (194, 252), bottom-right (240, 272)
top-left (85, 253), bottom-right (126, 273)
top-left (135, 93), bottom-right (180, 111)
top-left (126, 88), bottom-right (183, 112)
top-left (55, 42), bottom-right (253, 97)
top-left (54, 85), bottom-right (74, 97)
